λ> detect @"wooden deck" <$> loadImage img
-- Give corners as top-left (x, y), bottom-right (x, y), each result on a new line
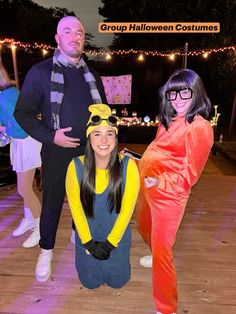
top-left (0, 149), bottom-right (236, 314)
top-left (212, 141), bottom-right (236, 167)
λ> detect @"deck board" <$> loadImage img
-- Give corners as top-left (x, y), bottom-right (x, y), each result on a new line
top-left (0, 150), bottom-right (236, 314)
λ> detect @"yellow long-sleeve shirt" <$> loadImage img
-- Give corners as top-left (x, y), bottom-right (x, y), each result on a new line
top-left (65, 155), bottom-right (140, 247)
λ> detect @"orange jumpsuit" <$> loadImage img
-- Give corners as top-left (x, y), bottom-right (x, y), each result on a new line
top-left (137, 115), bottom-right (213, 314)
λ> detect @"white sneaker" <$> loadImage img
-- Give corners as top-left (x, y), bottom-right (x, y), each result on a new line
top-left (35, 249), bottom-right (53, 282)
top-left (71, 230), bottom-right (75, 245)
top-left (140, 255), bottom-right (153, 268)
top-left (23, 228), bottom-right (40, 248)
top-left (12, 218), bottom-right (35, 237)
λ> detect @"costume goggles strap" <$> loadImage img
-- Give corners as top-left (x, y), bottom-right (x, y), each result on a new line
top-left (87, 115), bottom-right (117, 128)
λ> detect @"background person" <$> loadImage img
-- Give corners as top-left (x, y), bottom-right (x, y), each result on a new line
top-left (137, 69), bottom-right (214, 314)
top-left (66, 104), bottom-right (140, 288)
top-left (0, 62), bottom-right (41, 248)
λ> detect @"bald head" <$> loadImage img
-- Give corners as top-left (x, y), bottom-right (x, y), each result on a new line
top-left (57, 16), bottom-right (84, 35)
top-left (55, 15), bottom-right (85, 62)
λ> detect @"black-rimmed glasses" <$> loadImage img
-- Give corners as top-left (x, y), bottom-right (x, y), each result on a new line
top-left (166, 88), bottom-right (193, 101)
top-left (87, 115), bottom-right (117, 128)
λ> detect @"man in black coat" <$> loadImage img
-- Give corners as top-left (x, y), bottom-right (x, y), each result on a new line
top-left (14, 16), bottom-right (107, 282)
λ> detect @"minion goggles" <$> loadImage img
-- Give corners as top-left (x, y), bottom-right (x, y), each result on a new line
top-left (87, 115), bottom-right (117, 128)
top-left (86, 104), bottom-right (118, 137)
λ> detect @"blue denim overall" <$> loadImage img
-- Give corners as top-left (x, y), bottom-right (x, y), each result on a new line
top-left (73, 156), bottom-right (131, 289)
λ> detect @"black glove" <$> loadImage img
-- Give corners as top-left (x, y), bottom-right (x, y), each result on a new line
top-left (95, 239), bottom-right (115, 254)
top-left (83, 239), bottom-right (110, 260)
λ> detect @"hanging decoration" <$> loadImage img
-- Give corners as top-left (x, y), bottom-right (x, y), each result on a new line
top-left (87, 45), bottom-right (236, 57)
top-left (101, 75), bottom-right (132, 104)
top-left (0, 37), bottom-right (235, 58)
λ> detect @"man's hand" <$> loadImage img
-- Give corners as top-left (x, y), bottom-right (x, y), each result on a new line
top-left (53, 127), bottom-right (80, 148)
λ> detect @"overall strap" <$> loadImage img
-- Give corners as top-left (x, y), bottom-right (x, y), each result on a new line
top-left (73, 157), bottom-right (83, 184)
top-left (121, 155), bottom-right (129, 194)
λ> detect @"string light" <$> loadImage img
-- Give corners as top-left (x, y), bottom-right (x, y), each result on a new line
top-left (0, 37), bottom-right (235, 58)
top-left (0, 38), bottom-right (54, 51)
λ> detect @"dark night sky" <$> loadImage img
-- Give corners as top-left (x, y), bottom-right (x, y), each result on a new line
top-left (33, 0), bottom-right (113, 47)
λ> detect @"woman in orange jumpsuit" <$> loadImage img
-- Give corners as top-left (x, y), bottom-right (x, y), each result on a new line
top-left (137, 69), bottom-right (214, 314)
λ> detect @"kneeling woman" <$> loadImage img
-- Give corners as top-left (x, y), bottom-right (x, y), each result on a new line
top-left (66, 104), bottom-right (140, 289)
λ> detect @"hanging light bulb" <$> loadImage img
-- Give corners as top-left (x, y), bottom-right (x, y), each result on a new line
top-left (11, 44), bottom-right (16, 51)
top-left (168, 54), bottom-right (175, 61)
top-left (105, 53), bottom-right (112, 60)
top-left (42, 49), bottom-right (48, 56)
top-left (137, 53), bottom-right (144, 61)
